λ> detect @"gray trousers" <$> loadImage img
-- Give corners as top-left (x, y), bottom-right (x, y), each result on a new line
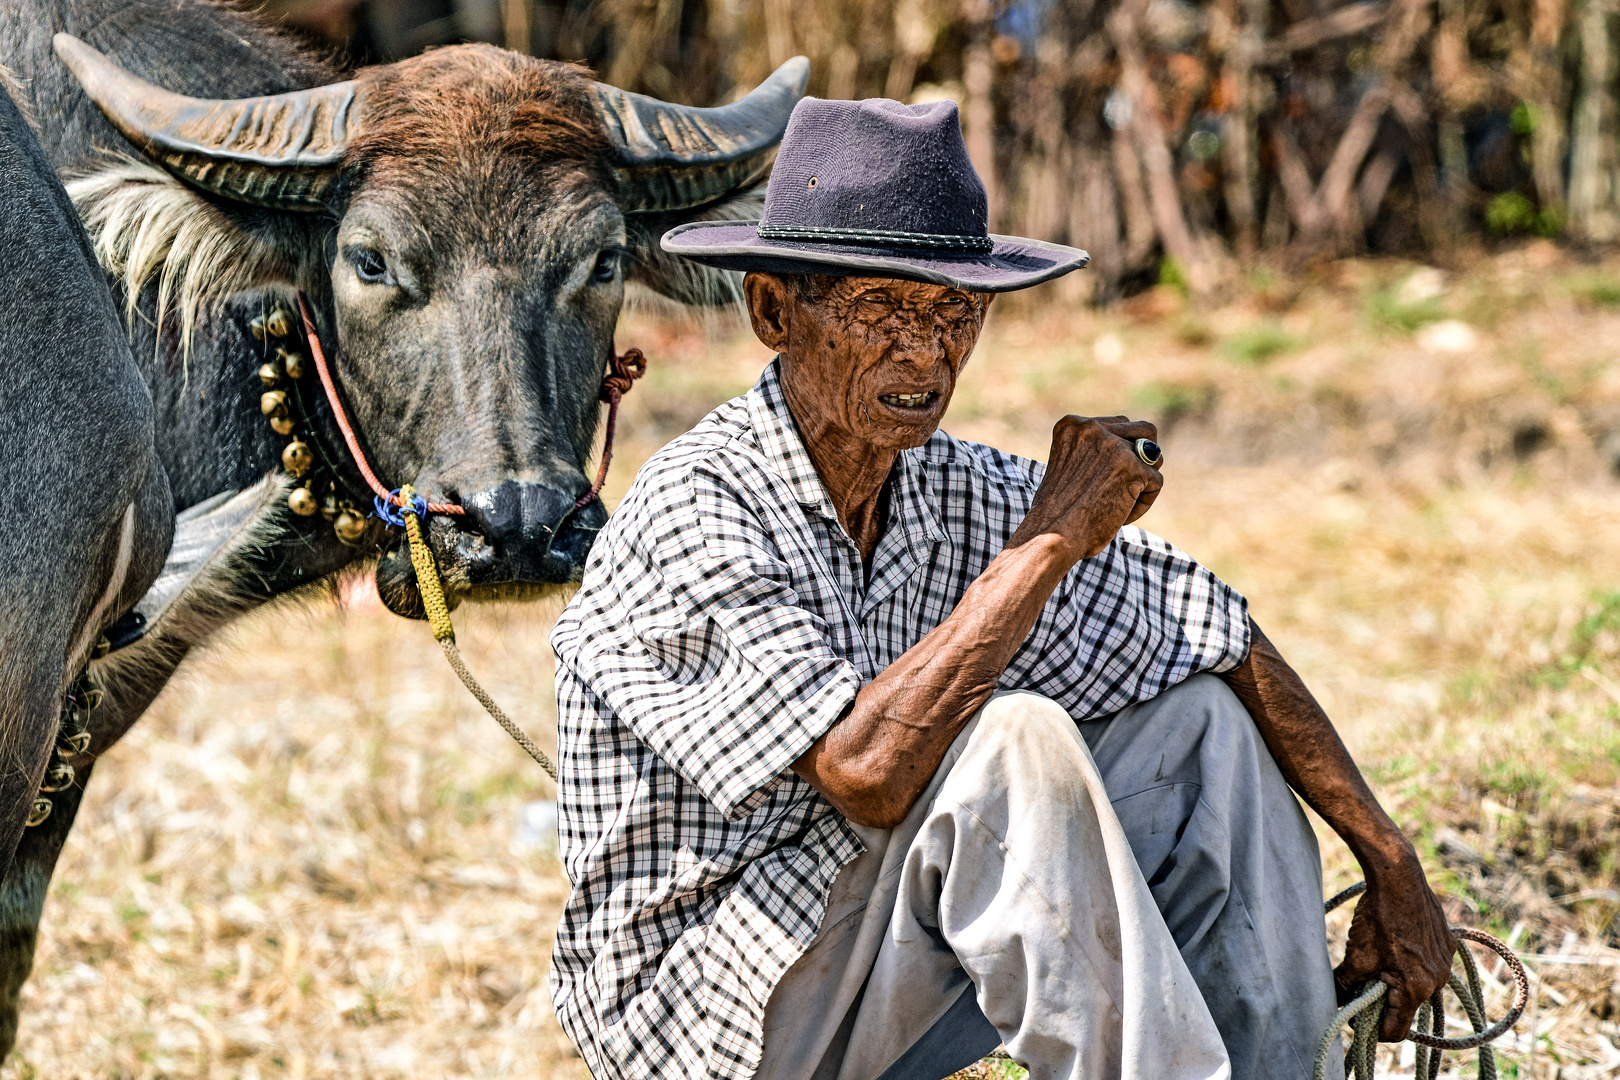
top-left (754, 675), bottom-right (1342, 1080)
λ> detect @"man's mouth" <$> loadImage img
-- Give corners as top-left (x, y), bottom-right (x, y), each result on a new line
top-left (878, 391), bottom-right (938, 410)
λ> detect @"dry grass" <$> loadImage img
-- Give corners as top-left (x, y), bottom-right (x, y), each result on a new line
top-left (11, 241), bottom-right (1620, 1078)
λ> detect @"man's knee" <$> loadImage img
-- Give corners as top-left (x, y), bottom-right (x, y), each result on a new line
top-left (975, 690), bottom-right (1081, 756)
top-left (1151, 673), bottom-right (1252, 734)
top-left (1077, 673), bottom-right (1294, 820)
top-left (942, 691), bottom-right (1091, 804)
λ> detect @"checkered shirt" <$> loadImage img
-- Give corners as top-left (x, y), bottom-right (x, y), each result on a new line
top-left (548, 359), bottom-right (1251, 1080)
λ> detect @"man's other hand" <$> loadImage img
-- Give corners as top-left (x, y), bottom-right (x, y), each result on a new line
top-left (1334, 856), bottom-right (1456, 1041)
top-left (1016, 415), bottom-right (1163, 561)
top-left (1222, 620), bottom-right (1457, 1044)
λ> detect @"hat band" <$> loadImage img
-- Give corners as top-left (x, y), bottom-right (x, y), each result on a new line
top-left (757, 223), bottom-right (994, 253)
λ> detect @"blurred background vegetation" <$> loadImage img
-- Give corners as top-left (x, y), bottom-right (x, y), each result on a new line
top-left (265, 0), bottom-right (1620, 301)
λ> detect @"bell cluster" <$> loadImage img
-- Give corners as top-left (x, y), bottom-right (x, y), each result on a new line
top-left (251, 306), bottom-right (369, 547)
top-left (26, 678), bottom-right (97, 828)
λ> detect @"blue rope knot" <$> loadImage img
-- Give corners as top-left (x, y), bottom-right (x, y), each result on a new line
top-left (374, 488), bottom-right (428, 527)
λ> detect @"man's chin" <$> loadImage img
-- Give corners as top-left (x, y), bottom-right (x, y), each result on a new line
top-left (864, 398), bottom-right (949, 445)
top-left (862, 421), bottom-right (944, 451)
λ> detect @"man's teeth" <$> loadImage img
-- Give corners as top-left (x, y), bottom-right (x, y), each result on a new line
top-left (881, 392), bottom-right (933, 407)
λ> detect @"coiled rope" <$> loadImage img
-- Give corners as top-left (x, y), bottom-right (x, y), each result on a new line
top-left (296, 294), bottom-right (646, 782)
top-left (1315, 882), bottom-right (1529, 1080)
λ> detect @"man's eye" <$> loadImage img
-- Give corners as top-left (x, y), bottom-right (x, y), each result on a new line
top-left (591, 250), bottom-right (622, 283)
top-left (348, 246), bottom-right (392, 285)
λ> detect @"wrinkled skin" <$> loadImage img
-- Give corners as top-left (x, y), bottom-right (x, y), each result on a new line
top-left (747, 271), bottom-right (1452, 1043)
top-left (744, 273), bottom-right (996, 560)
top-left (1223, 625), bottom-right (1456, 1040)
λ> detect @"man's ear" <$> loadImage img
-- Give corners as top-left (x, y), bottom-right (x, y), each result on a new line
top-left (744, 272), bottom-right (793, 352)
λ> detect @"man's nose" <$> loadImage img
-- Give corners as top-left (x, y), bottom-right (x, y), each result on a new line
top-left (892, 331), bottom-right (950, 368)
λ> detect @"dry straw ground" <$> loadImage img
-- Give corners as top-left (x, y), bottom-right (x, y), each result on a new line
top-left (10, 242), bottom-right (1620, 1078)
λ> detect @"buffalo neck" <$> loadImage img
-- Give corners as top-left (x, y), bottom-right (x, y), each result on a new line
top-left (126, 280), bottom-right (363, 596)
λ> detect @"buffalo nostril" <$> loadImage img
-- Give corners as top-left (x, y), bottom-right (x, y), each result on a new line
top-left (464, 479), bottom-right (526, 546)
top-left (462, 479), bottom-right (587, 551)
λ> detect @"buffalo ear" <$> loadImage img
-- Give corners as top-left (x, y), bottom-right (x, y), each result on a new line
top-left (592, 56), bottom-right (808, 214)
top-left (624, 188), bottom-right (763, 310)
top-left (54, 34), bottom-right (357, 210)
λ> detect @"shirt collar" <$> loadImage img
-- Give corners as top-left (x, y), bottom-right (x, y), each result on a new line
top-left (745, 359), bottom-right (948, 549)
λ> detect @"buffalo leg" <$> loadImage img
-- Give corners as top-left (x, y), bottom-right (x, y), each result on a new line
top-left (0, 761), bottom-right (93, 1060)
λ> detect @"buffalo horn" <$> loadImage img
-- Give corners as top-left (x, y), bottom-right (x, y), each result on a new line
top-left (53, 34), bottom-right (359, 211)
top-left (591, 56), bottom-right (810, 214)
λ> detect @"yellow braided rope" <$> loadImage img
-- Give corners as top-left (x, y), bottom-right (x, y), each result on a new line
top-left (398, 487), bottom-right (557, 782)
top-left (401, 490), bottom-right (456, 644)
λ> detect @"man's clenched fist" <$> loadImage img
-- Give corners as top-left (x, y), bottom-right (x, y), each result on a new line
top-left (1013, 415), bottom-right (1163, 562)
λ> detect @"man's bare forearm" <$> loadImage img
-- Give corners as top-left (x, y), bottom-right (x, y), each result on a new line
top-left (791, 535), bottom-right (1076, 827)
top-left (1219, 616), bottom-right (1454, 1036)
top-left (1218, 618), bottom-right (1415, 876)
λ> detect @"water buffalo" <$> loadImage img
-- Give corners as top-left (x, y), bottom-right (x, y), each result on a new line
top-left (0, 73), bottom-right (174, 1048)
top-left (0, 0), bottom-right (804, 1055)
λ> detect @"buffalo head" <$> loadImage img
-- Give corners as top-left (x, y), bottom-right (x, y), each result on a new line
top-left (55, 35), bottom-right (805, 616)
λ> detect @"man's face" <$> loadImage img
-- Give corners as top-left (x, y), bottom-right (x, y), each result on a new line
top-left (746, 274), bottom-right (994, 451)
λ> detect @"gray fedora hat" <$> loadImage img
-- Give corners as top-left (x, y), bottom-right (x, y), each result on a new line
top-left (661, 96), bottom-right (1089, 292)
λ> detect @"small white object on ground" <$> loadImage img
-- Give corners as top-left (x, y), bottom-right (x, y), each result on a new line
top-left (1417, 319), bottom-right (1479, 354)
top-left (1397, 266), bottom-right (1446, 305)
top-left (515, 799), bottom-right (559, 854)
top-left (1093, 331), bottom-right (1125, 366)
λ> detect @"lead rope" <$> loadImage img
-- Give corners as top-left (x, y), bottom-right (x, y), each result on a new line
top-left (1314, 882), bottom-right (1529, 1080)
top-left (396, 484), bottom-right (557, 780)
top-left (294, 294), bottom-right (646, 782)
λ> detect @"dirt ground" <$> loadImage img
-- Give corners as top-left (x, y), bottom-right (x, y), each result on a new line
top-left (8, 242), bottom-right (1620, 1078)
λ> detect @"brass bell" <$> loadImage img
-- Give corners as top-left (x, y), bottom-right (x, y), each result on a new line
top-left (264, 308), bottom-right (293, 338)
top-left (333, 510), bottom-right (368, 546)
top-left (320, 493), bottom-right (339, 521)
top-left (58, 731), bottom-right (91, 755)
top-left (270, 416), bottom-right (296, 436)
top-left (260, 389), bottom-right (288, 418)
top-left (25, 799), bottom-right (51, 828)
top-left (288, 485), bottom-right (319, 517)
top-left (249, 313), bottom-right (267, 340)
top-left (39, 763), bottom-right (74, 793)
top-left (281, 439), bottom-right (314, 478)
top-left (258, 361), bottom-right (283, 387)
top-left (79, 687), bottom-right (104, 710)
top-left (278, 348), bottom-right (306, 380)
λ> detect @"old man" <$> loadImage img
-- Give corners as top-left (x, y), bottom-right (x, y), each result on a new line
top-left (547, 97), bottom-right (1453, 1080)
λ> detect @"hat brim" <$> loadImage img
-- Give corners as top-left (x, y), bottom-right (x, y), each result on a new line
top-left (660, 220), bottom-right (1089, 293)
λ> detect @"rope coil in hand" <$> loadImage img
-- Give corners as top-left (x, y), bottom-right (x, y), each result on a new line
top-left (1315, 882), bottom-right (1529, 1080)
top-left (296, 294), bottom-right (646, 784)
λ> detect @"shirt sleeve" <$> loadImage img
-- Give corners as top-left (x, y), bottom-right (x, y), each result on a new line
top-left (557, 462), bottom-right (862, 820)
top-left (1003, 524), bottom-right (1252, 719)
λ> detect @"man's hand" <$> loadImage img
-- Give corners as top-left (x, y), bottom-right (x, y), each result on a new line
top-left (1220, 619), bottom-right (1454, 1041)
top-left (1013, 416), bottom-right (1163, 560)
top-left (1335, 857), bottom-right (1456, 1040)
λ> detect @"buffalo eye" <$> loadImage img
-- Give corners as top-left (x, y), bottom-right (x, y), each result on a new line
top-left (590, 249), bottom-right (622, 283)
top-left (346, 245), bottom-right (393, 286)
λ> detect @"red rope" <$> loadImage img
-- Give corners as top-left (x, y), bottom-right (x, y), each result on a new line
top-left (574, 348), bottom-right (647, 510)
top-left (294, 293), bottom-right (644, 519)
